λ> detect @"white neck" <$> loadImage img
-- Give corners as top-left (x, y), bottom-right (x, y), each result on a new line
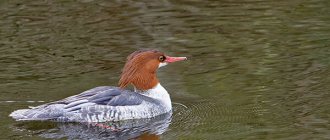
top-left (136, 83), bottom-right (172, 110)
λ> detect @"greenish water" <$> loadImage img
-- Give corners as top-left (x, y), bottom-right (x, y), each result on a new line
top-left (1, 0), bottom-right (330, 139)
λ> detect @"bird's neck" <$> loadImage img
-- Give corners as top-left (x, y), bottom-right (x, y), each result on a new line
top-left (132, 72), bottom-right (159, 90)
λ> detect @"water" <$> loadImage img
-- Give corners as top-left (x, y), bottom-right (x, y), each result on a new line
top-left (1, 0), bottom-right (329, 139)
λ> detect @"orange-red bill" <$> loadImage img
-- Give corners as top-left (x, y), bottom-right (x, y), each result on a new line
top-left (164, 56), bottom-right (187, 63)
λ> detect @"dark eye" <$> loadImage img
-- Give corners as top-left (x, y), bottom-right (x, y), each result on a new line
top-left (159, 55), bottom-right (166, 62)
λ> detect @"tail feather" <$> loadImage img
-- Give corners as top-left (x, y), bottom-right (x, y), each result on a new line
top-left (9, 109), bottom-right (30, 120)
top-left (9, 104), bottom-right (65, 121)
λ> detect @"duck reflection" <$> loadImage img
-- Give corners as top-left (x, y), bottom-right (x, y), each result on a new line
top-left (12, 112), bottom-right (172, 140)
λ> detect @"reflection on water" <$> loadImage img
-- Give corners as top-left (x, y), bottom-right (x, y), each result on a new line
top-left (11, 112), bottom-right (171, 140)
top-left (1, 0), bottom-right (330, 139)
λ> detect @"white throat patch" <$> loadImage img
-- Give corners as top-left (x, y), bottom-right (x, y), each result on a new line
top-left (158, 62), bottom-right (168, 68)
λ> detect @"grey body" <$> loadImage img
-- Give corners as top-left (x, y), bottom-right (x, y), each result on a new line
top-left (10, 85), bottom-right (172, 122)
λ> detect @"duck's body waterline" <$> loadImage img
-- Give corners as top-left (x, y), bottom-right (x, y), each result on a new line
top-left (10, 50), bottom-right (186, 122)
top-left (10, 84), bottom-right (171, 122)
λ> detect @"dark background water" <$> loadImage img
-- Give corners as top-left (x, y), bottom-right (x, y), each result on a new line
top-left (1, 0), bottom-right (330, 139)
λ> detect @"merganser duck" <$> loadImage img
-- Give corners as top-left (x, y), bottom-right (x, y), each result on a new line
top-left (10, 50), bottom-right (187, 122)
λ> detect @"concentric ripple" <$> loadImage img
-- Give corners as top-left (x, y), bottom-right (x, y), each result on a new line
top-left (169, 99), bottom-right (262, 139)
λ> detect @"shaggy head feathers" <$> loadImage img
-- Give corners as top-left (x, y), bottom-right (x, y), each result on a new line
top-left (119, 50), bottom-right (165, 90)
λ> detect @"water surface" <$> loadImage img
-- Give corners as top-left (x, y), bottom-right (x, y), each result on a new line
top-left (1, 0), bottom-right (330, 139)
